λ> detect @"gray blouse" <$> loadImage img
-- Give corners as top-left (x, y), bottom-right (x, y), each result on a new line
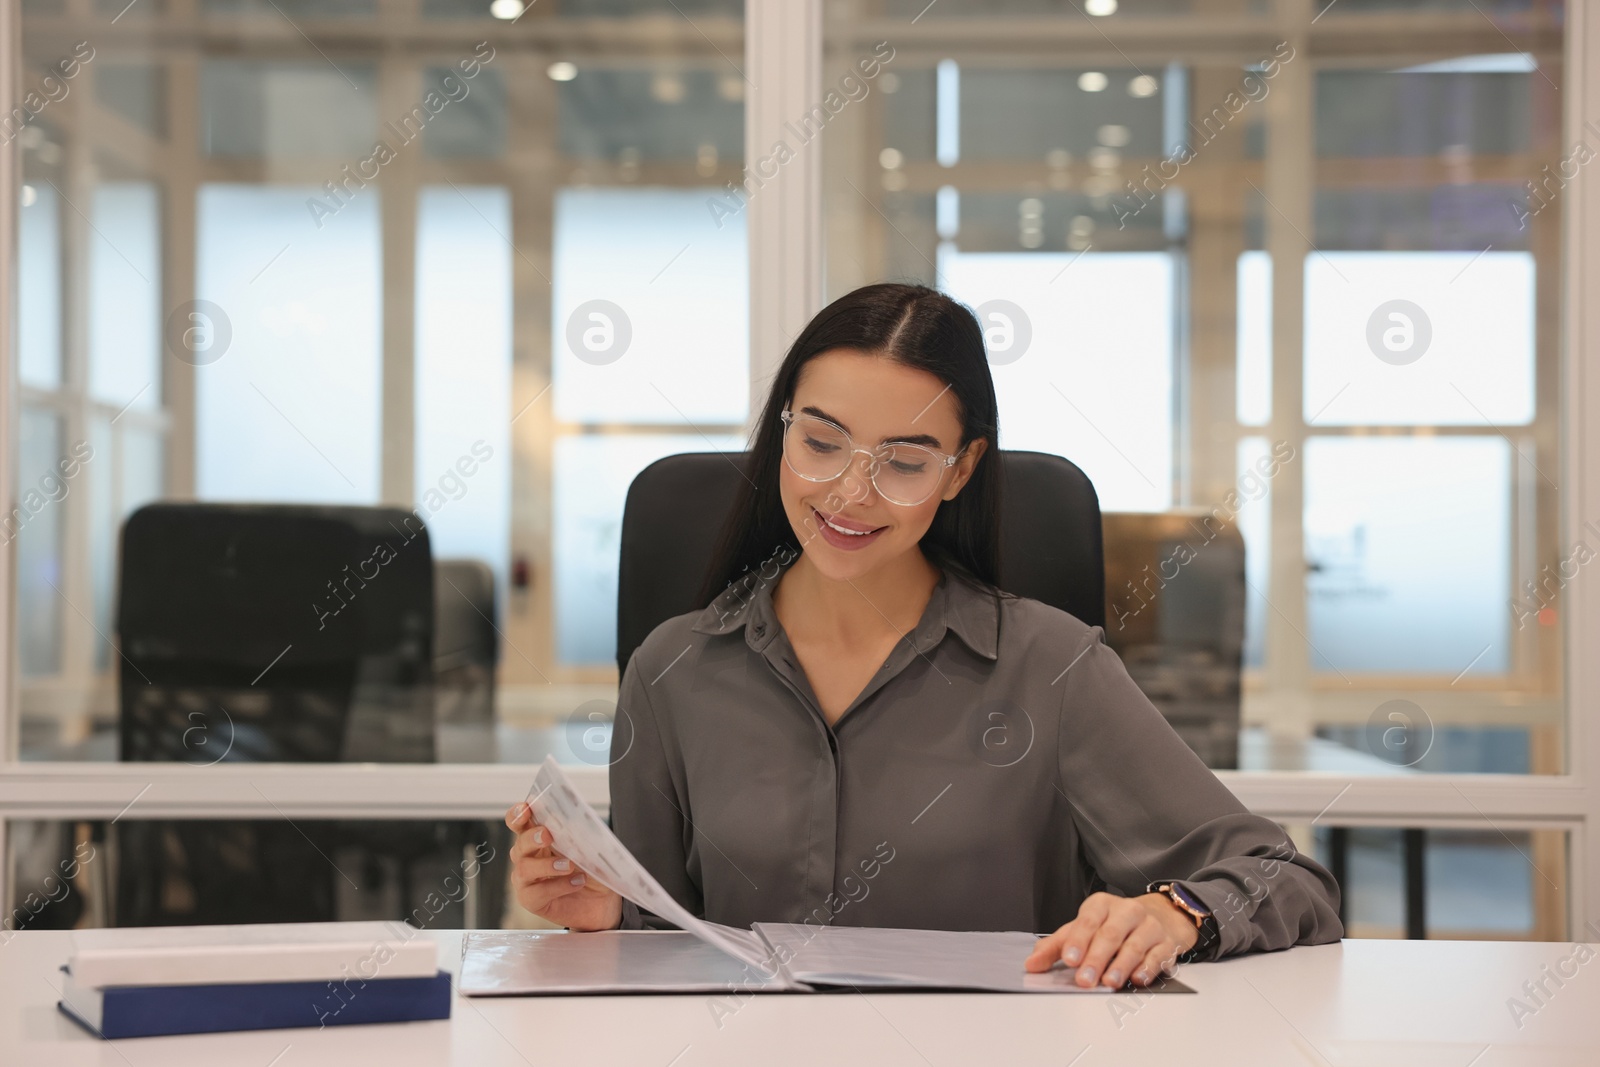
top-left (608, 562), bottom-right (1343, 959)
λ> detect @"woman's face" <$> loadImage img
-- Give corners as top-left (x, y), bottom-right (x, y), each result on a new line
top-left (780, 348), bottom-right (988, 583)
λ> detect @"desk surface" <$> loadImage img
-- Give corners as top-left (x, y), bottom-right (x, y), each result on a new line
top-left (4, 930), bottom-right (1596, 1066)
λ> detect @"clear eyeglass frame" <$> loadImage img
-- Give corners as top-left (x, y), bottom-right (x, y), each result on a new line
top-left (778, 408), bottom-right (966, 507)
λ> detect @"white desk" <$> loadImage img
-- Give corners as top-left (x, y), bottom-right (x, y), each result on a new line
top-left (3, 931), bottom-right (1597, 1066)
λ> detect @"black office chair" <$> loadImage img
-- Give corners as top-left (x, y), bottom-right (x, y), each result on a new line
top-left (118, 503), bottom-right (436, 765)
top-left (112, 503), bottom-right (476, 927)
top-left (616, 450), bottom-right (1105, 675)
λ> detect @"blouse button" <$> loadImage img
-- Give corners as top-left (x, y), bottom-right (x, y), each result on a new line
top-left (753, 623), bottom-right (766, 637)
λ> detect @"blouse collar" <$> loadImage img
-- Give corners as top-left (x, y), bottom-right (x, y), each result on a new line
top-left (690, 552), bottom-right (1001, 662)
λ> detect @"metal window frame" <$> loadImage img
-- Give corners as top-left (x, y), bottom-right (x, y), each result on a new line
top-left (0, 0), bottom-right (1596, 935)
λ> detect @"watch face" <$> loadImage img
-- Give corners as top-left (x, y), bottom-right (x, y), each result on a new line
top-left (1169, 884), bottom-right (1210, 919)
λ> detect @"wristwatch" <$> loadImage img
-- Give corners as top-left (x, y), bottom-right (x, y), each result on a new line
top-left (1147, 880), bottom-right (1219, 963)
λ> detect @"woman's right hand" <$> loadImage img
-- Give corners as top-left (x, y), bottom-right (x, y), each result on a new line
top-left (505, 802), bottom-right (624, 931)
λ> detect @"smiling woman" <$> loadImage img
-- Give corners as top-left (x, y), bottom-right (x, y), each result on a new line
top-left (704, 283), bottom-right (998, 612)
top-left (507, 283), bottom-right (1344, 991)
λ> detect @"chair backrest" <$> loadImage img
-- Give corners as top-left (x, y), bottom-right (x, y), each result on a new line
top-left (117, 502), bottom-right (436, 764)
top-left (1101, 511), bottom-right (1246, 769)
top-left (113, 503), bottom-right (441, 927)
top-left (616, 450), bottom-right (1105, 675)
top-left (433, 558), bottom-right (498, 729)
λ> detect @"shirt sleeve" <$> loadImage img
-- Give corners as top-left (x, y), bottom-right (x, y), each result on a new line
top-left (608, 646), bottom-right (702, 932)
top-left (1055, 625), bottom-right (1344, 958)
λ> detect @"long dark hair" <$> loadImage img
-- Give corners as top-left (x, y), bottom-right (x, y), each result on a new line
top-left (698, 283), bottom-right (1003, 607)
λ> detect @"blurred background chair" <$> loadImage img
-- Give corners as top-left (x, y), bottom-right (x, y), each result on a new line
top-left (118, 503), bottom-right (435, 766)
top-left (617, 450), bottom-right (1105, 676)
top-left (1098, 511), bottom-right (1432, 934)
top-left (1101, 511), bottom-right (1246, 770)
top-left (109, 503), bottom-right (501, 928)
top-left (433, 559), bottom-right (499, 763)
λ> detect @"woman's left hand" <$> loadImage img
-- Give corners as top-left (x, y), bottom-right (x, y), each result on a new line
top-left (1023, 891), bottom-right (1200, 988)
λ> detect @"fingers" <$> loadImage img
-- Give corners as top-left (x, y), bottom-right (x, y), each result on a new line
top-left (513, 853), bottom-right (587, 887)
top-left (1024, 892), bottom-right (1110, 975)
top-left (1102, 915), bottom-right (1169, 989)
top-left (1025, 893), bottom-right (1188, 990)
top-left (1023, 928), bottom-right (1070, 972)
top-left (506, 806), bottom-right (554, 863)
top-left (1060, 893), bottom-right (1110, 981)
top-left (504, 802), bottom-right (531, 832)
top-left (1133, 941), bottom-right (1181, 987)
top-left (505, 802), bottom-right (551, 846)
top-left (1076, 899), bottom-right (1144, 988)
top-left (505, 806), bottom-right (581, 888)
top-left (508, 824), bottom-right (548, 858)
top-left (509, 804), bottom-right (545, 836)
top-left (512, 872), bottom-right (592, 916)
top-left (510, 841), bottom-right (594, 918)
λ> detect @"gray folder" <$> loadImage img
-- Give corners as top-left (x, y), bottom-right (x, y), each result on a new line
top-left (458, 926), bottom-right (1194, 996)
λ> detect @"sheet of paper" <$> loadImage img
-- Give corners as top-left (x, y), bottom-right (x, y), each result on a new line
top-left (752, 924), bottom-right (1193, 994)
top-left (458, 930), bottom-right (799, 996)
top-left (524, 756), bottom-right (784, 978)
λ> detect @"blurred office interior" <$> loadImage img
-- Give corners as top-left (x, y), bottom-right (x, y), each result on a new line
top-left (1, 0), bottom-right (1578, 943)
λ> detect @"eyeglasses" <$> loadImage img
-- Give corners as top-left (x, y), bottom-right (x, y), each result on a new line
top-left (779, 409), bottom-right (966, 507)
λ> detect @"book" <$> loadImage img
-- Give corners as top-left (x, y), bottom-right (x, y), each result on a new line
top-left (57, 968), bottom-right (452, 1039)
top-left (66, 921), bottom-right (438, 988)
top-left (460, 757), bottom-right (1195, 996)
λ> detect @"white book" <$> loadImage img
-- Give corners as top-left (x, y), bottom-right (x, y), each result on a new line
top-left (67, 921), bottom-right (438, 989)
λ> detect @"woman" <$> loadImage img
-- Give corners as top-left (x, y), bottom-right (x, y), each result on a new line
top-left (506, 283), bottom-right (1342, 989)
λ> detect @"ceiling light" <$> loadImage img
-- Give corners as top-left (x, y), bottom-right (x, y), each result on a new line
top-left (1097, 124), bottom-right (1131, 147)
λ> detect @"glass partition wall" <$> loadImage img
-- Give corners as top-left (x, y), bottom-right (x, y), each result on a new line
top-left (10, 0), bottom-right (748, 762)
top-left (3, 0), bottom-right (1597, 942)
top-left (824, 0), bottom-right (1565, 775)
top-left (820, 0), bottom-right (1581, 940)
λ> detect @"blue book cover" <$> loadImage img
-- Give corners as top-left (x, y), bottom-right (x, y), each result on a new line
top-left (57, 968), bottom-right (452, 1040)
